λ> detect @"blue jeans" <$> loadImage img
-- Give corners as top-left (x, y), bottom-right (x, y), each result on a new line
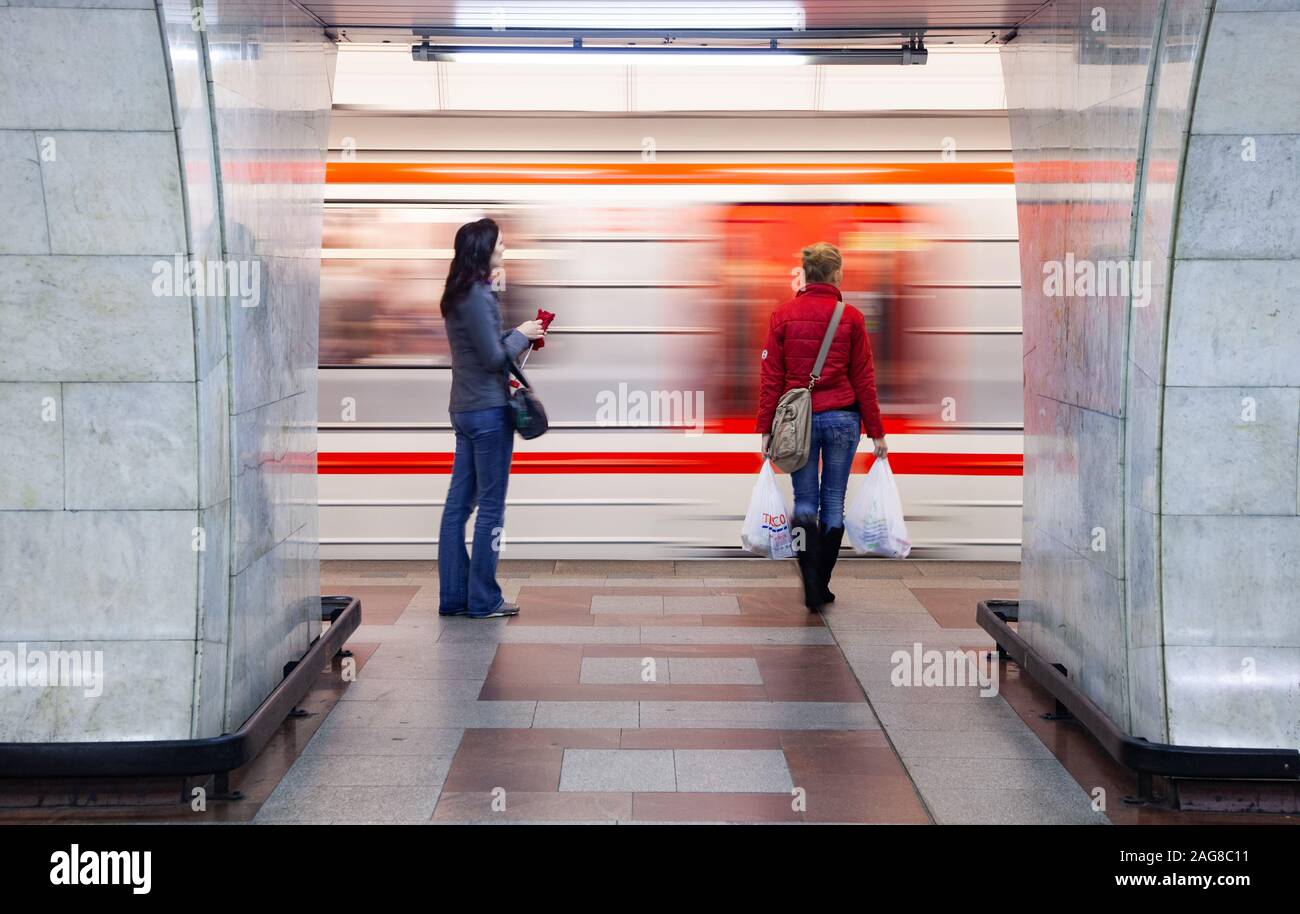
top-left (438, 405), bottom-right (514, 615)
top-left (790, 409), bottom-right (861, 531)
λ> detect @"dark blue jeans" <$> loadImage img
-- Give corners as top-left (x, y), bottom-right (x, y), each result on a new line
top-left (790, 409), bottom-right (861, 532)
top-left (438, 405), bottom-right (514, 615)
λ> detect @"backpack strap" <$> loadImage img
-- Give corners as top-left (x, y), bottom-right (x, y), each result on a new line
top-left (809, 300), bottom-right (846, 389)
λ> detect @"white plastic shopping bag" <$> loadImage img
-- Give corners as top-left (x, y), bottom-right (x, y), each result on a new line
top-left (741, 460), bottom-right (795, 559)
top-left (845, 457), bottom-right (911, 558)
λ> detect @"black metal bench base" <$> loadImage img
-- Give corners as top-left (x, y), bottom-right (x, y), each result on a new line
top-left (977, 600), bottom-right (1299, 799)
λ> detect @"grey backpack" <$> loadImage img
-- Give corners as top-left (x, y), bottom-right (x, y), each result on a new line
top-left (765, 300), bottom-right (846, 473)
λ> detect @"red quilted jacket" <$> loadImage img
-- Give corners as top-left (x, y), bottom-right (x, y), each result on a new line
top-left (755, 282), bottom-right (885, 440)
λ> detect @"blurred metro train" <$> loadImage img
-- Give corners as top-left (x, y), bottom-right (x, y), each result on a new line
top-left (317, 119), bottom-right (1024, 561)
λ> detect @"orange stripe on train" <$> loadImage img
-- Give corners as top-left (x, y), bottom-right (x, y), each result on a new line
top-left (325, 161), bottom-right (1015, 185)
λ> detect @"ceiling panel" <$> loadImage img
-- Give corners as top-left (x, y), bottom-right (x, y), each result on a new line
top-left (301, 1), bottom-right (1044, 35)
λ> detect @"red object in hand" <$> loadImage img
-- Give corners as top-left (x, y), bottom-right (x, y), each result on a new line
top-left (532, 308), bottom-right (556, 349)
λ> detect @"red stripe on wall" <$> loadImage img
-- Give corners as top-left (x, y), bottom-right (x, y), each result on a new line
top-left (318, 451), bottom-right (1022, 476)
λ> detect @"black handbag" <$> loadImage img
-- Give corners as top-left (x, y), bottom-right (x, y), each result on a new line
top-left (507, 359), bottom-right (549, 439)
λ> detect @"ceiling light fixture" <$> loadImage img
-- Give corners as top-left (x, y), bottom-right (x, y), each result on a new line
top-left (410, 33), bottom-right (927, 66)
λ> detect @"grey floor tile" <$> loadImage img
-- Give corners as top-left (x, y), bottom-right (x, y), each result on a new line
top-left (889, 727), bottom-right (1056, 761)
top-left (351, 621), bottom-right (445, 642)
top-left (368, 642), bottom-right (500, 663)
top-left (870, 698), bottom-right (1022, 731)
top-left (299, 727), bottom-right (466, 759)
top-left (559, 749), bottom-right (676, 791)
top-left (903, 757), bottom-right (1087, 793)
top-left (911, 561), bottom-right (1021, 580)
top-left (823, 614), bottom-right (941, 632)
top-left (638, 701), bottom-right (879, 730)
top-left (354, 657), bottom-right (496, 681)
top-left (436, 619), bottom-right (510, 641)
top-left (865, 684), bottom-right (1005, 705)
top-left (591, 595), bottom-right (663, 613)
top-left (580, 656), bottom-right (671, 684)
top-left (845, 660), bottom-right (907, 684)
top-left (663, 595), bottom-right (740, 615)
top-left (533, 701), bottom-right (640, 728)
top-left (673, 749), bottom-right (794, 793)
top-left (341, 677), bottom-right (484, 701)
top-left (667, 657), bottom-right (762, 685)
top-left (321, 700), bottom-right (537, 730)
top-left (921, 786), bottom-right (1105, 825)
top-left (277, 753), bottom-right (454, 789)
top-left (832, 629), bottom-right (993, 648)
top-left (647, 626), bottom-right (836, 645)
top-left (255, 785), bottom-right (440, 825)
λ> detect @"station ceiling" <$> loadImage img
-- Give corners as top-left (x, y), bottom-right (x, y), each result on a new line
top-left (301, 1), bottom-right (1043, 42)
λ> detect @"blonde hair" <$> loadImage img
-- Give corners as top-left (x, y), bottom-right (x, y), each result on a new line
top-left (801, 242), bottom-right (842, 285)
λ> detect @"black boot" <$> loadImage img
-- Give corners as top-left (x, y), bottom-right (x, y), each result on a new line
top-left (818, 522), bottom-right (845, 604)
top-left (794, 518), bottom-right (825, 611)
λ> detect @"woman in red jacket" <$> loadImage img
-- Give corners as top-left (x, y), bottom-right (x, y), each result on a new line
top-left (756, 242), bottom-right (888, 610)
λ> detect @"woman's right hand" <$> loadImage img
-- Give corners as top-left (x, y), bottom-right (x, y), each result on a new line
top-left (516, 319), bottom-right (545, 341)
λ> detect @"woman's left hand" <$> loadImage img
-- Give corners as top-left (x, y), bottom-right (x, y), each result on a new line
top-left (516, 319), bottom-right (545, 341)
top-left (873, 437), bottom-right (888, 459)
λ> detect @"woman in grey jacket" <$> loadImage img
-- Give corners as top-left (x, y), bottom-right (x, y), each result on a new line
top-left (437, 218), bottom-right (545, 618)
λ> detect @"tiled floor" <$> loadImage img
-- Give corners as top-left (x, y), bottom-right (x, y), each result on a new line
top-left (251, 556), bottom-right (1114, 824)
top-left (11, 558), bottom-right (1290, 825)
top-left (10, 559), bottom-right (1292, 825)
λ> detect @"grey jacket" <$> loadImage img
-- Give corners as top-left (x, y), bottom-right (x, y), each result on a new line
top-left (445, 281), bottom-right (530, 413)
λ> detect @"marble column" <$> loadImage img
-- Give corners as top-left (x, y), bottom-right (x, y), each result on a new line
top-left (0, 0), bottom-right (333, 741)
top-left (1001, 0), bottom-right (1299, 750)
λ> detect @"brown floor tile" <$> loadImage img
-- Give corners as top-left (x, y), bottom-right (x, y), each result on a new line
top-left (779, 729), bottom-right (890, 750)
top-left (337, 585), bottom-right (422, 624)
top-left (485, 644), bottom-right (583, 685)
top-left (784, 744), bottom-right (905, 779)
top-left (515, 586), bottom-right (597, 612)
top-left (910, 586), bottom-right (1020, 629)
top-left (478, 683), bottom-right (769, 701)
top-left (754, 646), bottom-right (868, 700)
top-left (555, 560), bottom-right (680, 576)
top-left (585, 644), bottom-right (756, 658)
top-left (677, 560), bottom-right (798, 578)
top-left (632, 792), bottom-right (803, 823)
top-left (712, 612), bottom-right (825, 628)
top-left (441, 729), bottom-right (619, 793)
top-left (433, 790), bottom-right (630, 822)
top-left (619, 729), bottom-right (785, 750)
top-left (758, 669), bottom-right (866, 702)
top-left (497, 560), bottom-right (558, 574)
top-left (834, 560), bottom-right (925, 579)
top-left (322, 560), bottom-right (413, 574)
top-left (799, 774), bottom-right (931, 824)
